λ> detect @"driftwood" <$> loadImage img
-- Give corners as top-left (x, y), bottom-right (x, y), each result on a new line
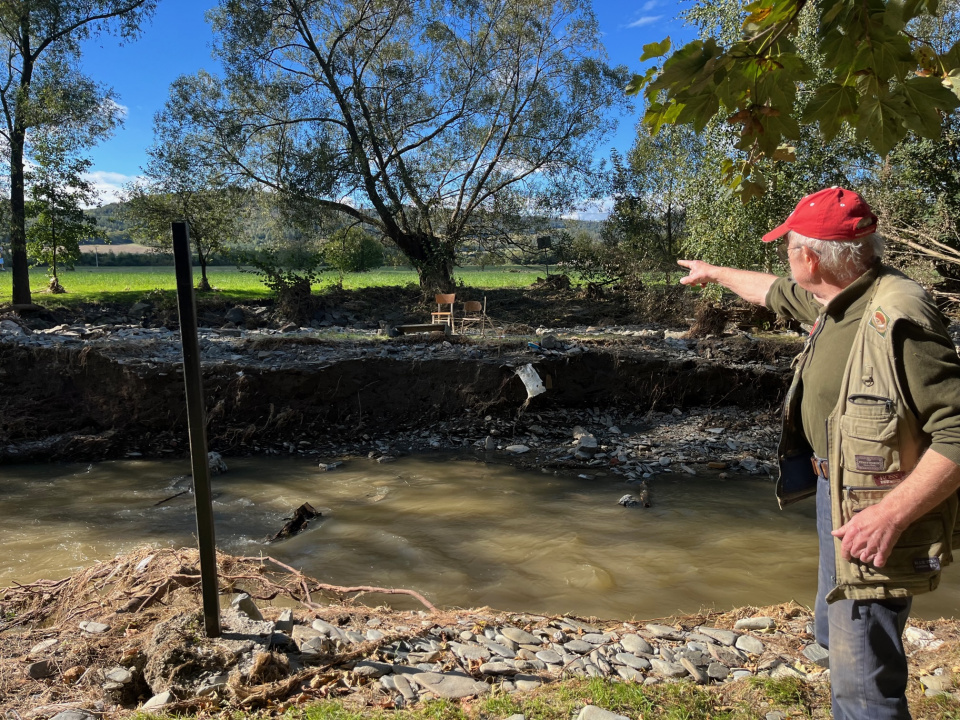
top-left (269, 502), bottom-right (321, 542)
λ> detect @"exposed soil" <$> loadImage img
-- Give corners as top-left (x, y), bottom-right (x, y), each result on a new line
top-left (0, 284), bottom-right (795, 464)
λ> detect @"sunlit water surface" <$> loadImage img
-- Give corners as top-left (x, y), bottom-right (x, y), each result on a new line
top-left (2, 455), bottom-right (958, 620)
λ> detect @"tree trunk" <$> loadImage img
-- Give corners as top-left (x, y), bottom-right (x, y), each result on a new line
top-left (9, 126), bottom-right (30, 305)
top-left (195, 240), bottom-right (212, 291)
top-left (393, 232), bottom-right (456, 294)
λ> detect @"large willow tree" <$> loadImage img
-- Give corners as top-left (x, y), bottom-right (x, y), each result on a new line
top-left (167, 0), bottom-right (627, 292)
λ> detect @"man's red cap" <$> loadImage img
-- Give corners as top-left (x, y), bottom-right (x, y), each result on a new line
top-left (761, 187), bottom-right (878, 243)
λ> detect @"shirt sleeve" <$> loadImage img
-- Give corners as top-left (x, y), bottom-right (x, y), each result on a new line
top-left (895, 323), bottom-right (960, 468)
top-left (764, 277), bottom-right (822, 325)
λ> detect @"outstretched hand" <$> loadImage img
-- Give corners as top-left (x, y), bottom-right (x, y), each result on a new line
top-left (677, 259), bottom-right (716, 288)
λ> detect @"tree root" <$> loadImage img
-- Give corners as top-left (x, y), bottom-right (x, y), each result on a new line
top-left (239, 555), bottom-right (437, 612)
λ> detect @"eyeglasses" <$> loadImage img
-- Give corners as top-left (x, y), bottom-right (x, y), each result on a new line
top-left (777, 243), bottom-right (808, 262)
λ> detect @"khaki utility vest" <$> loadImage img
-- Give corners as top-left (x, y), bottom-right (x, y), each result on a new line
top-left (776, 267), bottom-right (959, 601)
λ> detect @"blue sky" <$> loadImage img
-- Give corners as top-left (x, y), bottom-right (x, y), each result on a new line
top-left (79, 0), bottom-right (695, 205)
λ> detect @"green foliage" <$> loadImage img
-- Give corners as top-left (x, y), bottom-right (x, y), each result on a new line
top-left (123, 101), bottom-right (248, 291)
top-left (0, 0), bottom-right (159, 305)
top-left (630, 0), bottom-right (960, 199)
top-left (167, 0), bottom-right (628, 291)
top-left (25, 131), bottom-right (104, 291)
top-left (323, 227), bottom-right (385, 277)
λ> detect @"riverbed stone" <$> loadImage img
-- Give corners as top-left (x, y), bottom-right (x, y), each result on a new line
top-left (275, 609), bottom-right (294, 634)
top-left (734, 617), bottom-right (775, 631)
top-left (707, 662), bottom-right (730, 680)
top-left (28, 638), bottom-right (58, 656)
top-left (577, 706), bottom-right (630, 720)
top-left (645, 623), bottom-right (684, 640)
top-left (680, 657), bottom-right (709, 684)
top-left (802, 643), bottom-right (829, 668)
top-left (480, 661), bottom-right (517, 676)
top-left (615, 652), bottom-right (651, 670)
top-left (27, 659), bottom-right (57, 679)
top-left (78, 620), bottom-right (109, 634)
top-left (620, 634), bottom-right (654, 655)
top-left (709, 644), bottom-right (747, 667)
top-left (696, 627), bottom-right (738, 646)
top-left (514, 674), bottom-right (543, 691)
top-left (735, 635), bottom-right (765, 655)
top-left (536, 649), bottom-right (562, 665)
top-left (582, 632), bottom-right (613, 644)
top-left (480, 638), bottom-right (515, 658)
top-left (649, 658), bottom-right (687, 678)
top-left (412, 671), bottom-right (489, 698)
top-left (354, 661), bottom-right (393, 678)
top-left (564, 639), bottom-right (595, 654)
top-left (231, 593), bottom-right (264, 621)
top-left (50, 712), bottom-right (97, 720)
top-left (501, 626), bottom-right (541, 645)
top-left (617, 665), bottom-right (644, 682)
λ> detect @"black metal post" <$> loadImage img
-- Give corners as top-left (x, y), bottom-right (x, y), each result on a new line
top-left (172, 221), bottom-right (221, 637)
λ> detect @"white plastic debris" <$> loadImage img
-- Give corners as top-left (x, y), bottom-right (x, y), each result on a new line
top-left (516, 363), bottom-right (546, 399)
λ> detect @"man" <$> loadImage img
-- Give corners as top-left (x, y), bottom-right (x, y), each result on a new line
top-left (678, 186), bottom-right (960, 720)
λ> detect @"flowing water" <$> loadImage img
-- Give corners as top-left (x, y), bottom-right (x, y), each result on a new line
top-left (2, 455), bottom-right (958, 620)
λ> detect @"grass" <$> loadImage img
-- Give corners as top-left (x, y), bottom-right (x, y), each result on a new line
top-left (125, 676), bottom-right (799, 720)
top-left (0, 265), bottom-right (551, 306)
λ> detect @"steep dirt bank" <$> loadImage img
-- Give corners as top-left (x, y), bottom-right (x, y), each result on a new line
top-left (0, 332), bottom-right (796, 463)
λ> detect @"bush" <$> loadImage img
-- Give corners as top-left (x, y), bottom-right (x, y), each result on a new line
top-left (323, 227), bottom-right (384, 275)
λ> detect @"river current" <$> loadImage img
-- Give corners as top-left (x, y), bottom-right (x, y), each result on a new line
top-left (3, 455), bottom-right (958, 619)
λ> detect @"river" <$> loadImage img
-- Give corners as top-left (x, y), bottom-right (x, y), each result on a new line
top-left (3, 455), bottom-right (958, 620)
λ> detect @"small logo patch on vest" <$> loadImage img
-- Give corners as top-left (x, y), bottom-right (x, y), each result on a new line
top-left (855, 455), bottom-right (886, 472)
top-left (914, 557), bottom-right (941, 573)
top-left (869, 307), bottom-right (889, 336)
top-left (873, 472), bottom-right (905, 487)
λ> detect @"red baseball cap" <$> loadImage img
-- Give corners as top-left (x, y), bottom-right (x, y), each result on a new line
top-left (761, 187), bottom-right (878, 243)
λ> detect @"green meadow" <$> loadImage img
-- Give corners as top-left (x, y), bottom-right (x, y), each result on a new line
top-left (0, 264), bottom-right (551, 306)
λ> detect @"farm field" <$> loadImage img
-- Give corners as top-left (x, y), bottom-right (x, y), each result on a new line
top-left (0, 264), bottom-right (552, 305)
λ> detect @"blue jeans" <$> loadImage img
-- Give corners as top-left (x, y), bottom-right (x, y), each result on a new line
top-left (816, 474), bottom-right (912, 719)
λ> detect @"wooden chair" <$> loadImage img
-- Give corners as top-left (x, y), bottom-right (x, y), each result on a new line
top-left (431, 293), bottom-right (455, 327)
top-left (459, 297), bottom-right (494, 336)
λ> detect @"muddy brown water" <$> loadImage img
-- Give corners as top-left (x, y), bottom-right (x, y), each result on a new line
top-left (3, 455), bottom-right (958, 620)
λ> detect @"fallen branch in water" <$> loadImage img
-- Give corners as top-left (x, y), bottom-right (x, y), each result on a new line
top-left (239, 555), bottom-right (437, 612)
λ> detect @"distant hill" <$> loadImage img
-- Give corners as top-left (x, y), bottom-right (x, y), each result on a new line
top-left (85, 203), bottom-right (134, 245)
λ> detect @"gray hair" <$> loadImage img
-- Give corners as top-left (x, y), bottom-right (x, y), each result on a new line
top-left (787, 230), bottom-right (884, 285)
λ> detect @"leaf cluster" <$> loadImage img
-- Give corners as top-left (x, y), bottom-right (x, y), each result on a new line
top-left (629, 0), bottom-right (960, 199)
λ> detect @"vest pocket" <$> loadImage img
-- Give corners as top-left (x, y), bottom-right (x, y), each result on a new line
top-left (839, 395), bottom-right (900, 474)
top-left (841, 487), bottom-right (951, 584)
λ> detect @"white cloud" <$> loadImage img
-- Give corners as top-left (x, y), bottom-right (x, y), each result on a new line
top-left (562, 197), bottom-right (613, 222)
top-left (641, 0), bottom-right (659, 10)
top-left (627, 15), bottom-right (663, 28)
top-left (82, 170), bottom-right (141, 206)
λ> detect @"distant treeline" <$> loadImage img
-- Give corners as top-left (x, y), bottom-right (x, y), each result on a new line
top-left (75, 251), bottom-right (238, 267)
top-left (77, 200), bottom-right (604, 267)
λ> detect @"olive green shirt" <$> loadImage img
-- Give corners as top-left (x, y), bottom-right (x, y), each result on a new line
top-left (766, 264), bottom-right (960, 467)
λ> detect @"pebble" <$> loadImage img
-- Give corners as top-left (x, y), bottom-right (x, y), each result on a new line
top-left (78, 621), bottom-right (110, 634)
